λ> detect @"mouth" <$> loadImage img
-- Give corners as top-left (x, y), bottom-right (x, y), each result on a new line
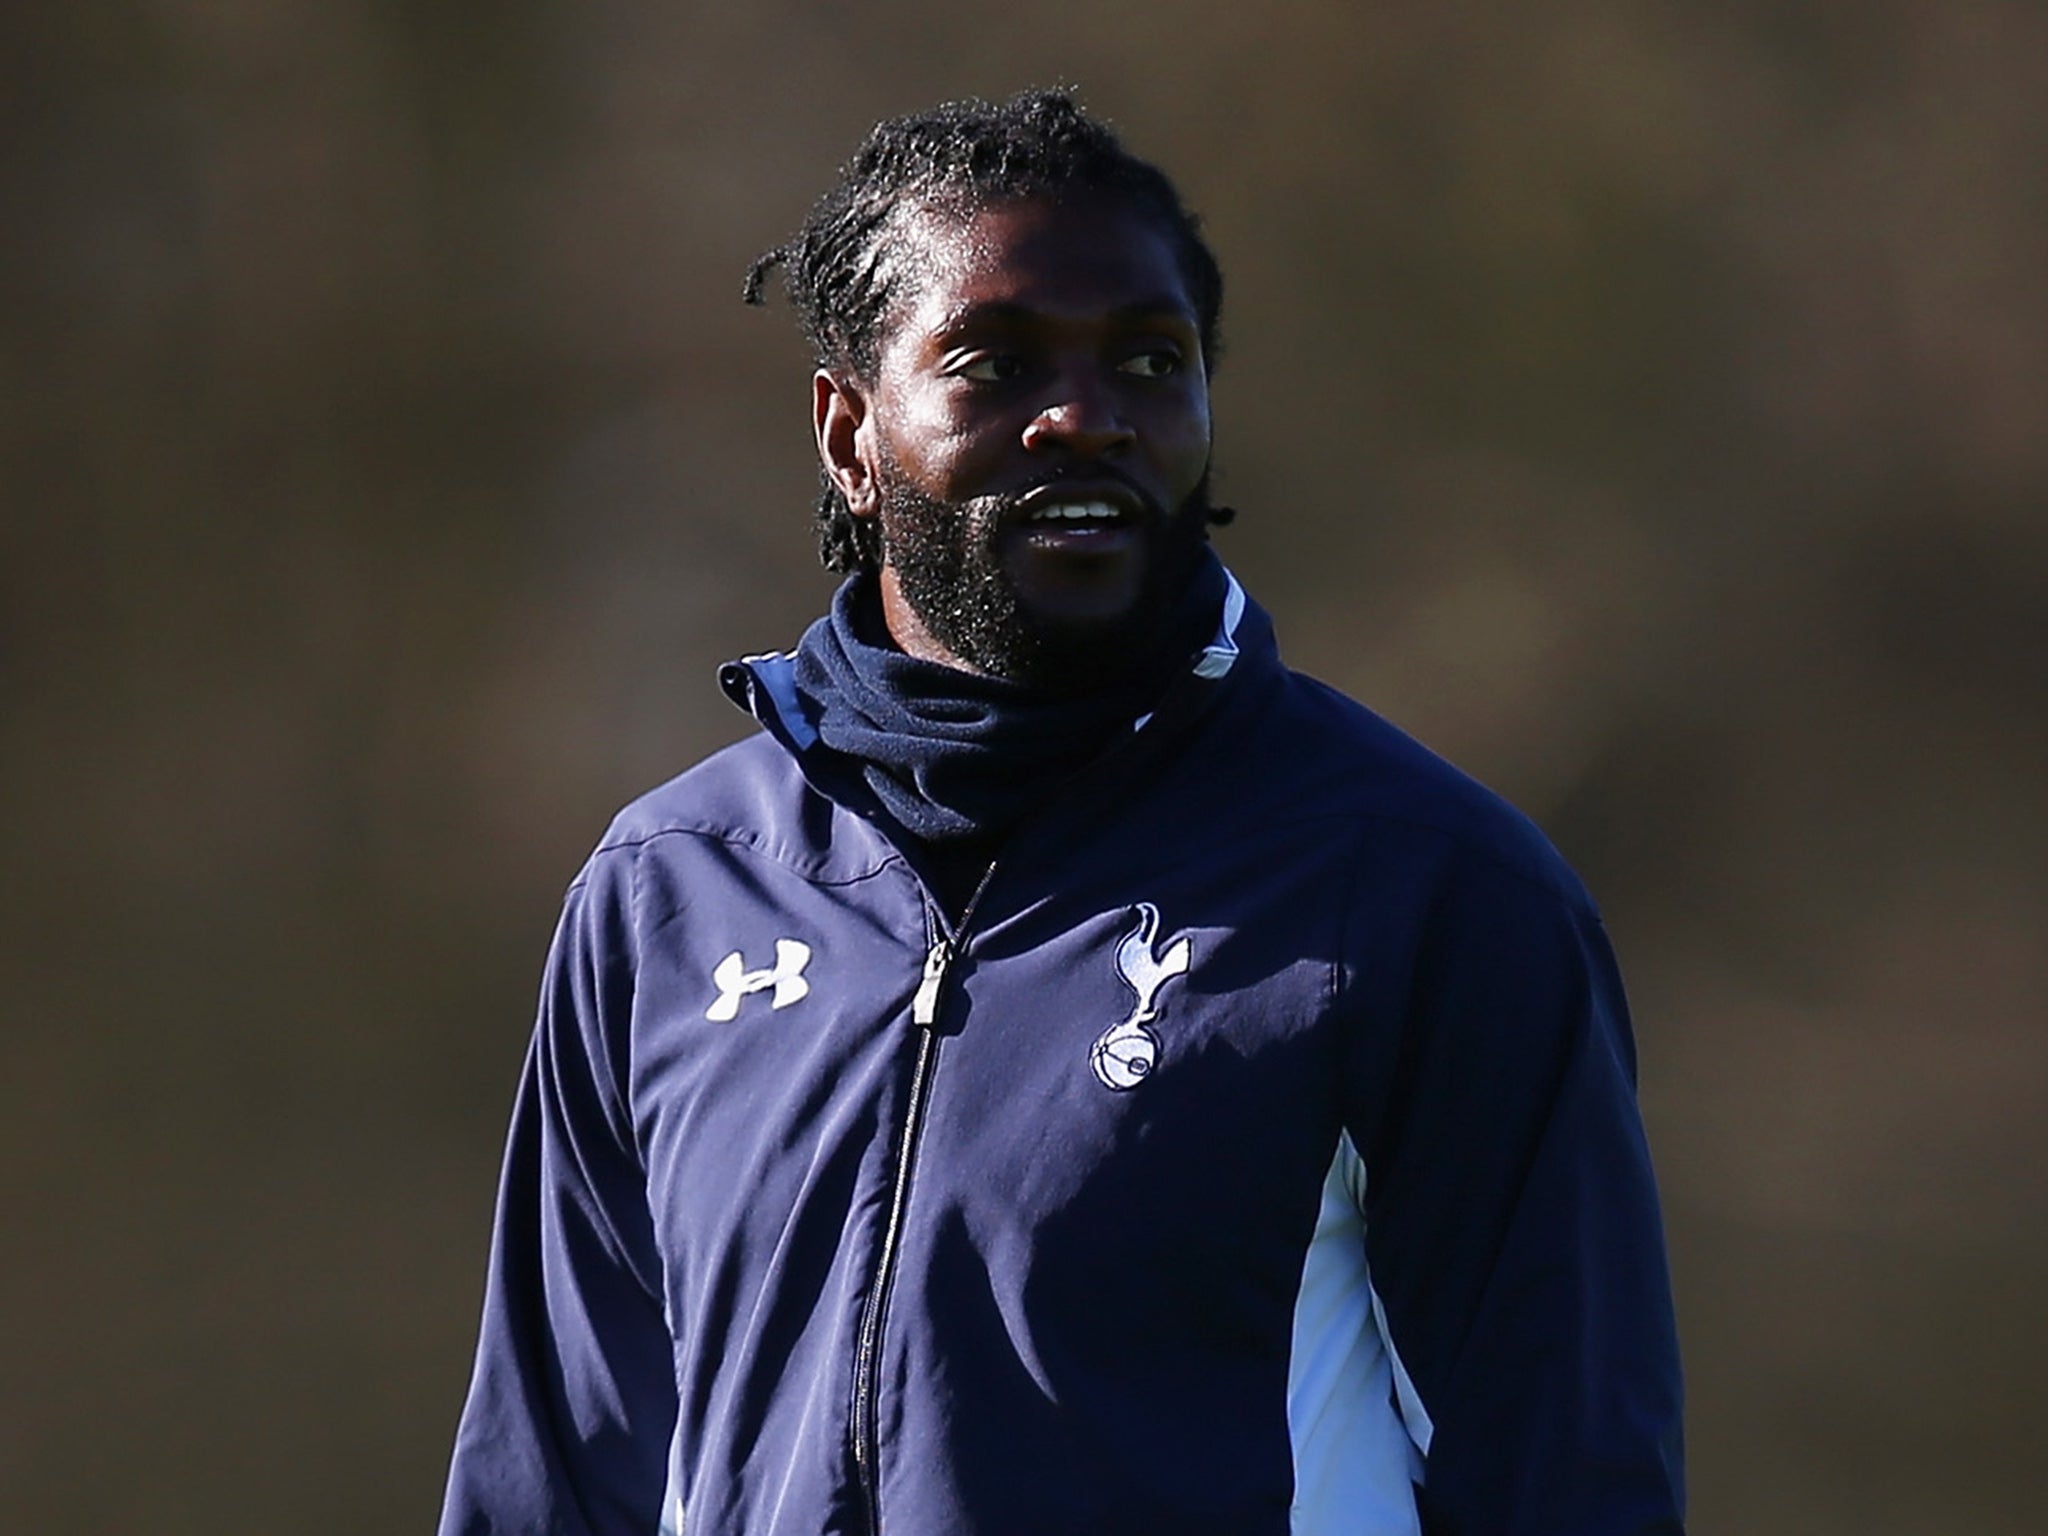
top-left (1022, 498), bottom-right (1128, 531)
top-left (1007, 482), bottom-right (1149, 551)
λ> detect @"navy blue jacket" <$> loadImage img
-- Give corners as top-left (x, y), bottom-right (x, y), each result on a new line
top-left (439, 576), bottom-right (1684, 1535)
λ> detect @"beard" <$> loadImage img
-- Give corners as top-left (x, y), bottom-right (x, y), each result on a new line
top-left (875, 467), bottom-right (1215, 694)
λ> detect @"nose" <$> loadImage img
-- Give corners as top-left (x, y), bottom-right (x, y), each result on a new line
top-left (1020, 378), bottom-right (1134, 458)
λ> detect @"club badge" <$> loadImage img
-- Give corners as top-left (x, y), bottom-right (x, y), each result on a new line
top-left (1089, 903), bottom-right (1192, 1090)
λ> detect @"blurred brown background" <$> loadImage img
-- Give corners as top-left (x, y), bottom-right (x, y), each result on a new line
top-left (3, 2), bottom-right (2044, 1531)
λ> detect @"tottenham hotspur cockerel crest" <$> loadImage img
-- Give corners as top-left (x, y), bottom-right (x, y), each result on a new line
top-left (1089, 904), bottom-right (1194, 1091)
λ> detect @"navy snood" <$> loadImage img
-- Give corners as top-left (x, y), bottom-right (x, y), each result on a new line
top-left (790, 554), bottom-right (1227, 849)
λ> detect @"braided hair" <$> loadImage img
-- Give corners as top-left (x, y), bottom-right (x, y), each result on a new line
top-left (745, 90), bottom-right (1228, 572)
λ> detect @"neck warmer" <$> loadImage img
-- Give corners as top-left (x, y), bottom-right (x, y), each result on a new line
top-left (789, 554), bottom-right (1228, 844)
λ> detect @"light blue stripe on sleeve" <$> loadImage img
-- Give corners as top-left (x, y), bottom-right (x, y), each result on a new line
top-left (1287, 1133), bottom-right (1432, 1535)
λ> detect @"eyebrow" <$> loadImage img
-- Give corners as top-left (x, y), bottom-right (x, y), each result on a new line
top-left (927, 297), bottom-right (1200, 336)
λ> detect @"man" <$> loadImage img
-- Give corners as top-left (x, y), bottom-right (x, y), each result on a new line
top-left (440, 91), bottom-right (1684, 1535)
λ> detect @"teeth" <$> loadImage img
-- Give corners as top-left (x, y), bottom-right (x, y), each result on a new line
top-left (1034, 501), bottom-right (1120, 523)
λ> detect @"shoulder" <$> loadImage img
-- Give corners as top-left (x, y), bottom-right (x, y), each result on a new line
top-left (575, 730), bottom-right (895, 893)
top-left (594, 732), bottom-right (800, 854)
top-left (1246, 667), bottom-right (1594, 916)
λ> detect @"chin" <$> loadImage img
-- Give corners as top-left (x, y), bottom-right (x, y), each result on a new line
top-left (976, 544), bottom-right (1206, 693)
top-left (881, 482), bottom-right (1212, 693)
top-left (987, 613), bottom-right (1152, 693)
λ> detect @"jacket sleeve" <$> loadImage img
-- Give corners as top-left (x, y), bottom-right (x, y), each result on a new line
top-left (1351, 854), bottom-right (1685, 1535)
top-left (439, 863), bottom-right (679, 1536)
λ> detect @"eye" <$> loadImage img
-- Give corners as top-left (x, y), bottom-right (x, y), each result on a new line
top-left (954, 353), bottom-right (1026, 383)
top-left (1117, 348), bottom-right (1183, 379)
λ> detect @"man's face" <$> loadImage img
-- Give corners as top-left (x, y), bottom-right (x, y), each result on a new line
top-left (816, 194), bottom-right (1215, 688)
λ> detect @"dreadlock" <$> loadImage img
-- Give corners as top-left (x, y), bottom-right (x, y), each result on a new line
top-left (745, 89), bottom-right (1229, 573)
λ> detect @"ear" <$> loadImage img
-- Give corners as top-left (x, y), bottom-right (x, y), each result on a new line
top-left (814, 370), bottom-right (877, 519)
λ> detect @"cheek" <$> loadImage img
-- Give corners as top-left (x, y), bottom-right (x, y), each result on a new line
top-left (1152, 394), bottom-right (1213, 484)
top-left (883, 413), bottom-right (1005, 497)
top-left (894, 385), bottom-right (963, 442)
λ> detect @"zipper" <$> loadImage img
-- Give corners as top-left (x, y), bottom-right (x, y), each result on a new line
top-left (850, 862), bottom-right (999, 1534)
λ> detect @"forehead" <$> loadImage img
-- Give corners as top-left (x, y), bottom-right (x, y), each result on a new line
top-left (877, 195), bottom-right (1196, 352)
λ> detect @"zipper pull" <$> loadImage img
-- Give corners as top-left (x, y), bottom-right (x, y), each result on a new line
top-left (911, 940), bottom-right (951, 1028)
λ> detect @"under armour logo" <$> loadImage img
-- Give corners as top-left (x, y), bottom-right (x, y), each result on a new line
top-left (705, 939), bottom-right (812, 1022)
top-left (1089, 903), bottom-right (1193, 1090)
